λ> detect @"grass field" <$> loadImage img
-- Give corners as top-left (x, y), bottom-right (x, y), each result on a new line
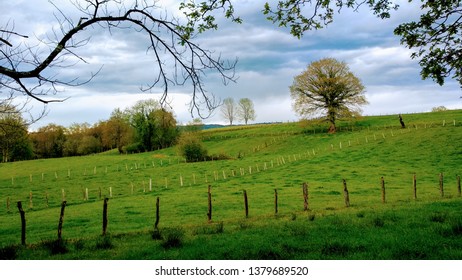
top-left (0, 110), bottom-right (461, 259)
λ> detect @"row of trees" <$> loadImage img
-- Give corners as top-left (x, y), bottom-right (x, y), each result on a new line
top-left (220, 98), bottom-right (256, 125)
top-left (0, 99), bottom-right (179, 162)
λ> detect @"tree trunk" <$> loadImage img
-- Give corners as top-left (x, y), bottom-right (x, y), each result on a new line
top-left (327, 110), bottom-right (337, 133)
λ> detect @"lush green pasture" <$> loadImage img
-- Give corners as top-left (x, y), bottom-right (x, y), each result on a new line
top-left (0, 110), bottom-right (461, 259)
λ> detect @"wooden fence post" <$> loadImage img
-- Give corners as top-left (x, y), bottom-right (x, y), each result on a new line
top-left (17, 201), bottom-right (26, 246)
top-left (154, 197), bottom-right (160, 230)
top-left (302, 182), bottom-right (309, 211)
top-left (207, 185), bottom-right (212, 223)
top-left (439, 173), bottom-right (444, 198)
top-left (457, 175), bottom-right (461, 197)
top-left (57, 201), bottom-right (67, 241)
top-left (274, 189), bottom-right (278, 215)
top-left (243, 190), bottom-right (249, 218)
top-left (343, 179), bottom-right (350, 207)
top-left (413, 174), bottom-right (417, 200)
top-left (381, 177), bottom-right (386, 204)
top-left (102, 198), bottom-right (109, 236)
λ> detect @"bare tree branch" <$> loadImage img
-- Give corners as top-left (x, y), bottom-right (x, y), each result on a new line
top-left (1, 0), bottom-right (237, 121)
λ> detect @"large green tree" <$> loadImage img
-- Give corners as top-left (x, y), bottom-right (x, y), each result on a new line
top-left (126, 99), bottom-right (179, 152)
top-left (181, 0), bottom-right (462, 87)
top-left (290, 58), bottom-right (367, 133)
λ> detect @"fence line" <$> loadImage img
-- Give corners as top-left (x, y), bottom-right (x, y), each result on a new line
top-left (8, 174), bottom-right (462, 247)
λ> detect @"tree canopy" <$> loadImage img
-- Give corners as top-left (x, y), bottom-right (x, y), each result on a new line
top-left (237, 98), bottom-right (256, 125)
top-left (181, 0), bottom-right (462, 87)
top-left (290, 58), bottom-right (367, 133)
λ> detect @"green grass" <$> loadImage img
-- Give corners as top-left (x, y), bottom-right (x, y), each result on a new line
top-left (0, 110), bottom-right (461, 259)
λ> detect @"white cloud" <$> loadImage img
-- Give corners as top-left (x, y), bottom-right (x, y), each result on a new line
top-left (3, 0), bottom-right (461, 130)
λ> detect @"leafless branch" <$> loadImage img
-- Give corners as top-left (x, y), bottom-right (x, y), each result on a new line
top-left (1, 0), bottom-right (237, 121)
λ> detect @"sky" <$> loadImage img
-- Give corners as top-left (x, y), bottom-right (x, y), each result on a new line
top-left (2, 0), bottom-right (461, 129)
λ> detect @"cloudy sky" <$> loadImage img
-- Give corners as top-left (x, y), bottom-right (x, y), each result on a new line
top-left (2, 0), bottom-right (461, 129)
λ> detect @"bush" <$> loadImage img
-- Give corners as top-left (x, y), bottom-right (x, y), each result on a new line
top-left (123, 142), bottom-right (144, 154)
top-left (177, 133), bottom-right (208, 162)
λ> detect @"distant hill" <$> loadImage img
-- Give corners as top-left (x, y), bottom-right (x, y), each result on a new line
top-left (203, 124), bottom-right (225, 130)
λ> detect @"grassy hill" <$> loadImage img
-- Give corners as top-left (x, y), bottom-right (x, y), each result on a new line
top-left (0, 110), bottom-right (461, 259)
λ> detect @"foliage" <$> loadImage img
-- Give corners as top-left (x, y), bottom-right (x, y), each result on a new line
top-left (0, 105), bottom-right (32, 162)
top-left (126, 99), bottom-right (179, 153)
top-left (99, 108), bottom-right (133, 154)
top-left (290, 58), bottom-right (367, 133)
top-left (220, 97), bottom-right (236, 125)
top-left (394, 1), bottom-right (462, 86)
top-left (181, 1), bottom-right (462, 86)
top-left (0, 110), bottom-right (461, 259)
top-left (432, 106), bottom-right (448, 112)
top-left (237, 98), bottom-right (256, 125)
top-left (177, 132), bottom-right (208, 162)
top-left (30, 124), bottom-right (66, 158)
top-left (182, 118), bottom-right (204, 133)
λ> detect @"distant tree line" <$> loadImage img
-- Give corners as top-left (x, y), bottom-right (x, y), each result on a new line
top-left (0, 99), bottom-right (180, 162)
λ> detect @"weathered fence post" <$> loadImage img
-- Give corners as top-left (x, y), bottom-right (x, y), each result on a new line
top-left (17, 201), bottom-right (26, 246)
top-left (243, 190), bottom-right (249, 218)
top-left (274, 189), bottom-right (278, 215)
top-left (154, 197), bottom-right (160, 230)
top-left (343, 179), bottom-right (350, 207)
top-left (413, 174), bottom-right (417, 200)
top-left (457, 175), bottom-right (461, 197)
top-left (57, 201), bottom-right (67, 241)
top-left (302, 182), bottom-right (309, 211)
top-left (102, 198), bottom-right (109, 236)
top-left (381, 177), bottom-right (386, 204)
top-left (439, 173), bottom-right (444, 198)
top-left (207, 185), bottom-right (212, 223)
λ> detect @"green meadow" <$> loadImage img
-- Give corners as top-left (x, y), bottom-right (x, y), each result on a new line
top-left (0, 110), bottom-right (461, 259)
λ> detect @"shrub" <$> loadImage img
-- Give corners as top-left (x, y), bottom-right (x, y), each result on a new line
top-left (123, 142), bottom-right (144, 154)
top-left (177, 133), bottom-right (208, 162)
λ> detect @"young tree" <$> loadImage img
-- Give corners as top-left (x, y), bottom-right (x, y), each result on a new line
top-left (290, 58), bottom-right (367, 133)
top-left (237, 98), bottom-right (256, 125)
top-left (100, 108), bottom-right (133, 153)
top-left (221, 98), bottom-right (236, 125)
